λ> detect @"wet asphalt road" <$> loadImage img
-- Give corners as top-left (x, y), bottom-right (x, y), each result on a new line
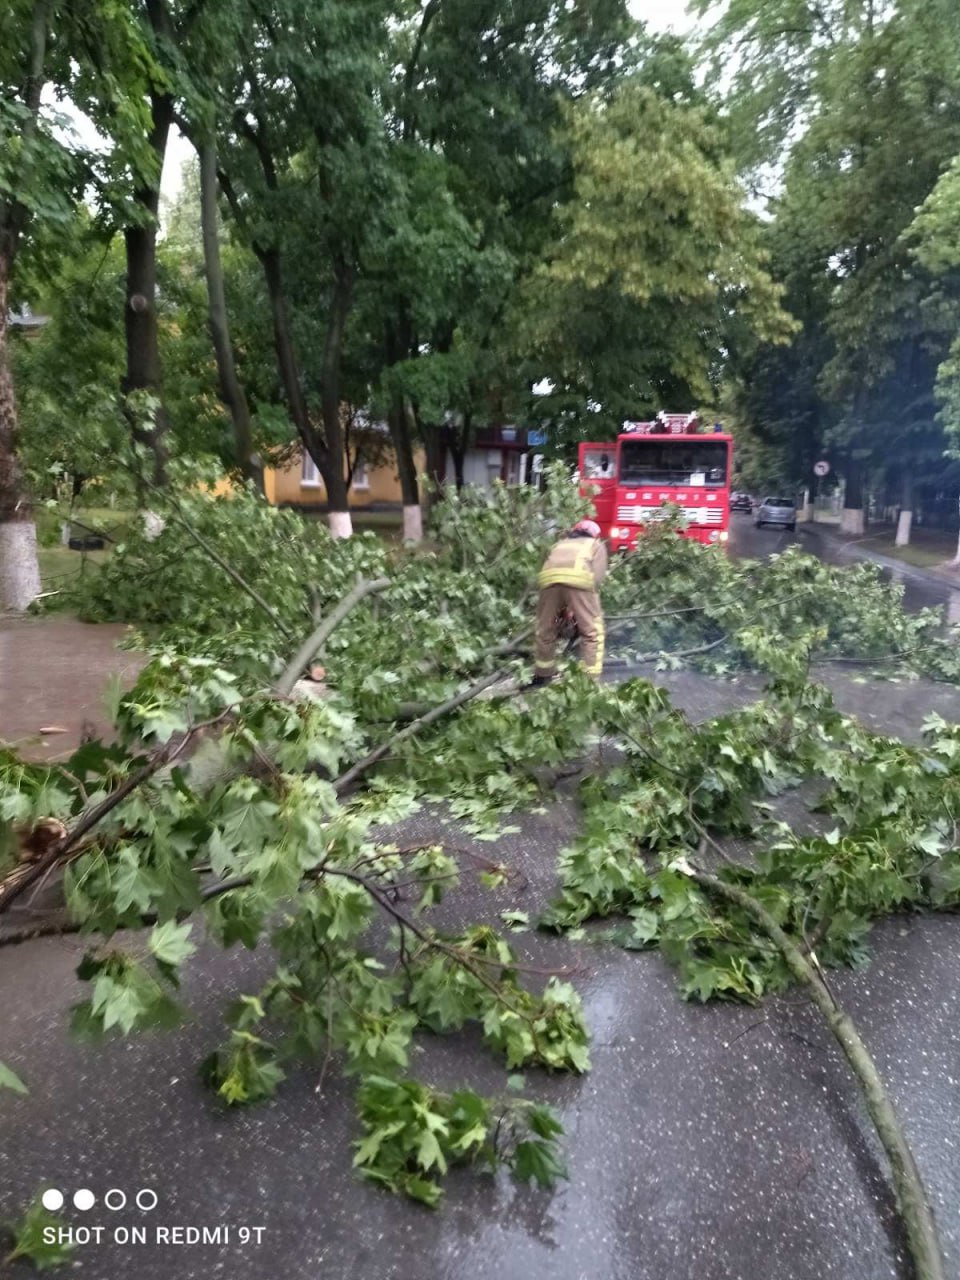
top-left (728, 511), bottom-right (960, 619)
top-left (3, 528), bottom-right (960, 1280)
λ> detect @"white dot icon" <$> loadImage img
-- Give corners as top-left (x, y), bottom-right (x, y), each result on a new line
top-left (104, 1189), bottom-right (127, 1211)
top-left (41, 1189), bottom-right (64, 1212)
top-left (73, 1189), bottom-right (96, 1211)
top-left (136, 1188), bottom-right (158, 1212)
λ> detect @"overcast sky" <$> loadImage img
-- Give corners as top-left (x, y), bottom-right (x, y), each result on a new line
top-left (159, 0), bottom-right (696, 205)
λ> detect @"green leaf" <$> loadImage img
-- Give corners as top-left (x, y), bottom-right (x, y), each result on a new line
top-left (149, 920), bottom-right (196, 968)
top-left (6, 1199), bottom-right (74, 1270)
top-left (0, 1061), bottom-right (28, 1095)
top-left (511, 1139), bottom-right (567, 1189)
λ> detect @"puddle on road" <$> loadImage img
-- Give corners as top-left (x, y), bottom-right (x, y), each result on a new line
top-left (0, 614), bottom-right (144, 761)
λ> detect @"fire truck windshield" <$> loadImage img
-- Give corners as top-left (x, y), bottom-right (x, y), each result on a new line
top-left (619, 440), bottom-right (728, 487)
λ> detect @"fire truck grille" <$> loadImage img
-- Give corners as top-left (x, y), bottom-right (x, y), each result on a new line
top-left (616, 505), bottom-right (723, 526)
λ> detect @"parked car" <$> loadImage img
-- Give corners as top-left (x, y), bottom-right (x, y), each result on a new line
top-left (730, 492), bottom-right (753, 512)
top-left (755, 496), bottom-right (797, 531)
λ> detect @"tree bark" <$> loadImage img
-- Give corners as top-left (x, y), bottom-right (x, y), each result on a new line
top-left (253, 241), bottom-right (349, 530)
top-left (0, 260), bottom-right (42, 612)
top-left (841, 456), bottom-right (865, 535)
top-left (384, 315), bottom-right (422, 539)
top-left (423, 421), bottom-right (448, 507)
top-left (687, 860), bottom-right (946, 1280)
top-left (197, 138), bottom-right (262, 491)
top-left (123, 91), bottom-right (174, 491)
top-left (0, 0), bottom-right (50, 611)
top-left (448, 414), bottom-right (470, 491)
top-left (319, 258), bottom-right (353, 535)
top-left (895, 472), bottom-right (913, 548)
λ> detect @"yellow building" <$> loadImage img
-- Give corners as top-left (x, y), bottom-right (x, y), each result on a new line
top-left (264, 444), bottom-right (425, 509)
top-left (263, 423), bottom-right (538, 509)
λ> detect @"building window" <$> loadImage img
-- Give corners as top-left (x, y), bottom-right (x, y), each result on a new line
top-left (352, 459), bottom-right (370, 490)
top-left (302, 451), bottom-right (322, 487)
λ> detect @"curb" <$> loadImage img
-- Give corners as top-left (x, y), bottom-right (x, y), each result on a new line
top-left (798, 523), bottom-right (960, 595)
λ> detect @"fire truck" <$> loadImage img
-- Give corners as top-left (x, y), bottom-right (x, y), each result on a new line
top-left (577, 412), bottom-right (733, 551)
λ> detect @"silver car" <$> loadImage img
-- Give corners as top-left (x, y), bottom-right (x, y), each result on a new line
top-left (755, 496), bottom-right (796, 530)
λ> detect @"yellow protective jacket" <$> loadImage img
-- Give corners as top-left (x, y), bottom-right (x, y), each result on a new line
top-left (537, 535), bottom-right (609, 591)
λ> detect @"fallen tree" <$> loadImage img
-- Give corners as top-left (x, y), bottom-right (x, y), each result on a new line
top-left (2, 477), bottom-right (960, 1275)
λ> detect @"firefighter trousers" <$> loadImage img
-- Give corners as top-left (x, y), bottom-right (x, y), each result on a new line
top-left (534, 584), bottom-right (605, 679)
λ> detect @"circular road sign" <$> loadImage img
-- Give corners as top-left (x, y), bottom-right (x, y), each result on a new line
top-left (813, 460), bottom-right (830, 477)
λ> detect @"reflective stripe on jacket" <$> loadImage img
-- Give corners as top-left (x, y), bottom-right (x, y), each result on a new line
top-left (537, 536), bottom-right (608, 590)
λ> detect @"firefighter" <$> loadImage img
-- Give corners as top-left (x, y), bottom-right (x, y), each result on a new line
top-left (531, 519), bottom-right (608, 686)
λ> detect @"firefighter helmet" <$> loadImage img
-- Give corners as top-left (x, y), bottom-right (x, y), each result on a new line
top-left (572, 519), bottom-right (601, 538)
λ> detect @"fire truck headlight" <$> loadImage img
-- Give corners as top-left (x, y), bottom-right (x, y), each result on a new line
top-left (719, 530), bottom-right (729, 543)
top-left (708, 530), bottom-right (720, 542)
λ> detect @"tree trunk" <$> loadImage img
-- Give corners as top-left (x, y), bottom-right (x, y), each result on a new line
top-left (841, 457), bottom-right (865, 535)
top-left (319, 259), bottom-right (353, 537)
top-left (197, 138), bottom-right (262, 492)
top-left (123, 92), bottom-right (173, 491)
top-left (423, 423), bottom-right (448, 492)
top-left (384, 316), bottom-right (422, 541)
top-left (449, 414), bottom-right (470, 491)
top-left (895, 472), bottom-right (913, 547)
top-left (0, 0), bottom-right (50, 611)
top-left (259, 247), bottom-right (311, 436)
top-left (255, 244), bottom-right (343, 526)
top-left (0, 253), bottom-right (41, 612)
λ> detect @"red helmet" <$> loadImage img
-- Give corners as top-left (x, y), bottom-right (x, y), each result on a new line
top-left (572, 519), bottom-right (601, 538)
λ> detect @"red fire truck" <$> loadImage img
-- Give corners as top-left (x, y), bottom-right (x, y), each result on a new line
top-left (577, 412), bottom-right (733, 551)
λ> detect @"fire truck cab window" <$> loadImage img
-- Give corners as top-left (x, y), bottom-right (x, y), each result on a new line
top-left (582, 450), bottom-right (613, 478)
top-left (619, 441), bottom-right (727, 487)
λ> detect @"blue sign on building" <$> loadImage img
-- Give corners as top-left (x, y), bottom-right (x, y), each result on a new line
top-left (527, 429), bottom-right (548, 446)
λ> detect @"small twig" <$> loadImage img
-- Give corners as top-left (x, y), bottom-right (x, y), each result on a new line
top-left (723, 1016), bottom-right (770, 1050)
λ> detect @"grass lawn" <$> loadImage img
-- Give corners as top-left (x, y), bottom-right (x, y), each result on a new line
top-left (35, 507), bottom-right (133, 595)
top-left (866, 538), bottom-right (953, 568)
top-left (37, 544), bottom-right (111, 595)
top-left (836, 524), bottom-right (959, 570)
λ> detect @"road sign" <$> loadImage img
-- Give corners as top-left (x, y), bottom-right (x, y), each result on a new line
top-left (813, 460), bottom-right (830, 477)
top-left (527, 429), bottom-right (548, 446)
top-left (531, 453), bottom-right (544, 475)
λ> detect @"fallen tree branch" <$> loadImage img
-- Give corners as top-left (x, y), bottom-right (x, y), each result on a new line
top-left (275, 576), bottom-right (392, 696)
top-left (0, 712), bottom-right (231, 916)
top-left (333, 666), bottom-right (510, 794)
top-left (126, 465), bottom-right (295, 640)
top-left (683, 857), bottom-right (946, 1280)
top-left (604, 634), bottom-right (728, 667)
top-left (606, 604), bottom-right (707, 622)
top-left (0, 917), bottom-right (87, 947)
top-left (162, 503), bottom-right (294, 640)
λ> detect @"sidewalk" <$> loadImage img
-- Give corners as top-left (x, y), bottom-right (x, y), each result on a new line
top-left (799, 519), bottom-right (960, 594)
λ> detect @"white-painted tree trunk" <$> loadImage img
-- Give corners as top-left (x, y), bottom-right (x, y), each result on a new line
top-left (895, 509), bottom-right (913, 547)
top-left (328, 510), bottom-right (353, 539)
top-left (950, 528), bottom-right (960, 567)
top-left (402, 504), bottom-right (423, 543)
top-left (840, 507), bottom-right (865, 535)
top-left (141, 510), bottom-right (166, 541)
top-left (0, 521), bottom-right (42, 612)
